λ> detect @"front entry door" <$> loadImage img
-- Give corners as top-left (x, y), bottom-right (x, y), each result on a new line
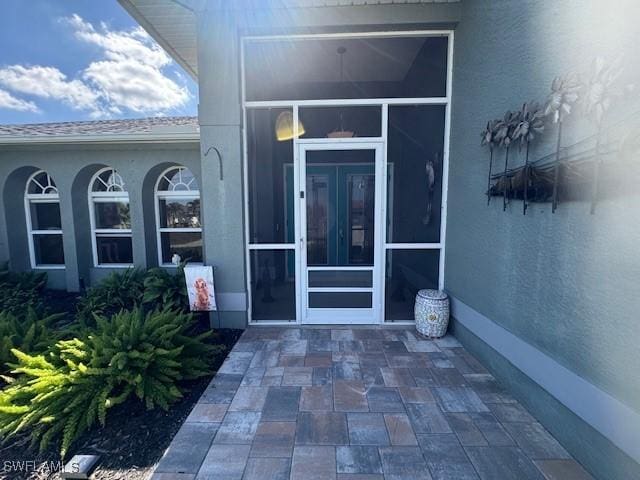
top-left (299, 142), bottom-right (383, 324)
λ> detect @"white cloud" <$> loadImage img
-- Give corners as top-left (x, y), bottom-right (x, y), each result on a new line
top-left (0, 65), bottom-right (102, 115)
top-left (66, 14), bottom-right (190, 114)
top-left (0, 88), bottom-right (40, 113)
top-left (66, 14), bottom-right (170, 68)
top-left (84, 60), bottom-right (190, 113)
top-left (0, 14), bottom-right (191, 118)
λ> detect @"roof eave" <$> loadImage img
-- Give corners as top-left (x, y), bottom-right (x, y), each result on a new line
top-left (117, 0), bottom-right (198, 80)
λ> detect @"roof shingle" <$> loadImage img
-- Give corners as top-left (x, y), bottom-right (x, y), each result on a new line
top-left (0, 116), bottom-right (199, 138)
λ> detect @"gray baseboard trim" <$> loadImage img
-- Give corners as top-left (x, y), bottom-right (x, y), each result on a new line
top-left (216, 292), bottom-right (247, 312)
top-left (209, 310), bottom-right (247, 329)
top-left (450, 295), bottom-right (640, 464)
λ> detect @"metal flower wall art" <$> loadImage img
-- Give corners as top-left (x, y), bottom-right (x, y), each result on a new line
top-left (480, 119), bottom-right (501, 206)
top-left (512, 102), bottom-right (545, 214)
top-left (582, 57), bottom-right (634, 213)
top-left (481, 57), bottom-right (635, 215)
top-left (495, 110), bottom-right (517, 211)
top-left (544, 73), bottom-right (581, 212)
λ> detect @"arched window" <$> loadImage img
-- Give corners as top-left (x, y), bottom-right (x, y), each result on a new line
top-left (25, 170), bottom-right (64, 268)
top-left (155, 166), bottom-right (202, 265)
top-left (89, 167), bottom-right (133, 266)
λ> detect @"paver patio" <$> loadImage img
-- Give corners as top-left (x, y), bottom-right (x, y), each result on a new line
top-left (152, 327), bottom-right (593, 480)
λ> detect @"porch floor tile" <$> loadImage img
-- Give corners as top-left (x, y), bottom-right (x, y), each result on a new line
top-left (153, 327), bottom-right (589, 480)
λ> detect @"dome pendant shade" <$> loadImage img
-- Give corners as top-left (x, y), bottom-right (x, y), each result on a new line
top-left (275, 111), bottom-right (305, 141)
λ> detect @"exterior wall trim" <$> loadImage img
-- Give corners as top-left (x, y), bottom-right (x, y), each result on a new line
top-left (449, 295), bottom-right (640, 464)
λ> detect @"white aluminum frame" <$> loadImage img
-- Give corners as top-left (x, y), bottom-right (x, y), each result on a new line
top-left (299, 141), bottom-right (384, 325)
top-left (154, 166), bottom-right (203, 267)
top-left (242, 29), bottom-right (454, 325)
top-left (24, 170), bottom-right (65, 270)
top-left (88, 167), bottom-right (133, 268)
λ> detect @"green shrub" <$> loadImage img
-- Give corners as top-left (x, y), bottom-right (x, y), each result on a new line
top-left (77, 266), bottom-right (191, 324)
top-left (0, 263), bottom-right (47, 316)
top-left (0, 307), bottom-right (221, 457)
top-left (143, 264), bottom-right (189, 312)
top-left (76, 269), bottom-right (146, 325)
top-left (0, 308), bottom-right (64, 373)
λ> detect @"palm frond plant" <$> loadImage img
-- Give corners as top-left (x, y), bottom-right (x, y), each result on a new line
top-left (544, 73), bottom-right (581, 212)
top-left (494, 110), bottom-right (518, 211)
top-left (512, 102), bottom-right (545, 214)
top-left (582, 57), bottom-right (632, 213)
top-left (481, 119), bottom-right (501, 205)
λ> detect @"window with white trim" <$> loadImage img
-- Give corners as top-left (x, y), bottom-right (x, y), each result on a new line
top-left (155, 166), bottom-right (202, 265)
top-left (89, 167), bottom-right (133, 266)
top-left (25, 170), bottom-right (65, 268)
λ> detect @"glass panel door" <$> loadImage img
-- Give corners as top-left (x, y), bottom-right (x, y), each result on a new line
top-left (299, 143), bottom-right (383, 324)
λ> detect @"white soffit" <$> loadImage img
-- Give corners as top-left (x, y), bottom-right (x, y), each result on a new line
top-left (118, 0), bottom-right (199, 78)
top-left (118, 0), bottom-right (460, 80)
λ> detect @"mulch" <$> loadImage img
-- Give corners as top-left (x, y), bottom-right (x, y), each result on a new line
top-left (0, 328), bottom-right (243, 480)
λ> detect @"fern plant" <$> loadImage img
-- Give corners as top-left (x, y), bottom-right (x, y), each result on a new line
top-left (143, 264), bottom-right (189, 312)
top-left (0, 263), bottom-right (47, 316)
top-left (0, 307), bottom-right (222, 457)
top-left (0, 308), bottom-right (65, 374)
top-left (76, 269), bottom-right (146, 325)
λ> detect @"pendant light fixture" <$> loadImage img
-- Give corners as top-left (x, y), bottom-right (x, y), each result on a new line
top-left (327, 46), bottom-right (355, 138)
top-left (275, 110), bottom-right (305, 141)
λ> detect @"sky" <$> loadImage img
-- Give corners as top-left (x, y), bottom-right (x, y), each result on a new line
top-left (0, 0), bottom-right (198, 125)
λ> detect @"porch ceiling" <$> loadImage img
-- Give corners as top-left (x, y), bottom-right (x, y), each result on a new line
top-left (117, 0), bottom-right (460, 80)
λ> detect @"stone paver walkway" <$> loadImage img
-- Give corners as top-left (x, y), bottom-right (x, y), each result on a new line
top-left (152, 327), bottom-right (593, 480)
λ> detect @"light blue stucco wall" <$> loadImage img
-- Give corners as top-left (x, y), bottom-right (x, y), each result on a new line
top-left (446, 1), bottom-right (640, 478)
top-left (0, 145), bottom-right (195, 281)
top-left (0, 141), bottom-right (249, 326)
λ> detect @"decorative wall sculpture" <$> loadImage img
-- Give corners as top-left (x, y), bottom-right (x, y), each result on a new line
top-left (481, 57), bottom-right (636, 214)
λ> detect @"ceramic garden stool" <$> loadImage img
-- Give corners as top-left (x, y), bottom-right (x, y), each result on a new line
top-left (414, 289), bottom-right (450, 338)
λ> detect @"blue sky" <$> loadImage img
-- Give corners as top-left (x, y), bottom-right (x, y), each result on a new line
top-left (0, 0), bottom-right (198, 124)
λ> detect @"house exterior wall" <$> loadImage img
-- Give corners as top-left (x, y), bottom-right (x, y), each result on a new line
top-left (446, 1), bottom-right (640, 478)
top-left (0, 144), bottom-right (199, 285)
top-left (1, 1), bottom-right (637, 475)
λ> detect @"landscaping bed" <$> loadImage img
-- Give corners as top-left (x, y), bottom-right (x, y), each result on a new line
top-left (0, 263), bottom-right (243, 480)
top-left (0, 328), bottom-right (242, 480)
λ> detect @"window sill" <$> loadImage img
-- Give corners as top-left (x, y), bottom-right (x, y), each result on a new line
top-left (160, 262), bottom-right (204, 268)
top-left (93, 264), bottom-right (135, 269)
